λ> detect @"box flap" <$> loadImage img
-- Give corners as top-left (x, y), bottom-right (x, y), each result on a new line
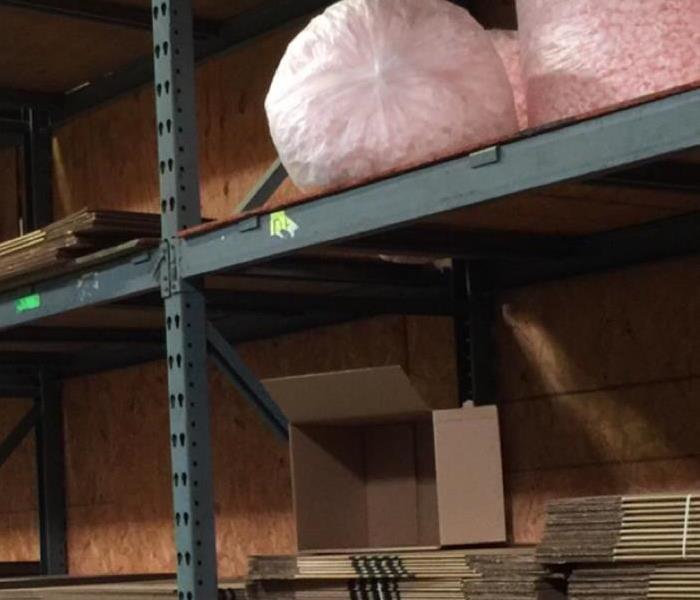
top-left (433, 405), bottom-right (506, 545)
top-left (263, 365), bottom-right (430, 424)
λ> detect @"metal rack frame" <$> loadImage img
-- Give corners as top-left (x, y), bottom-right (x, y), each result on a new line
top-left (0, 1), bottom-right (699, 596)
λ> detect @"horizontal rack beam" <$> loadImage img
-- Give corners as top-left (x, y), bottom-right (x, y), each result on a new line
top-left (0, 87), bottom-right (698, 349)
top-left (180, 88), bottom-right (700, 280)
top-left (0, 248), bottom-right (160, 333)
top-left (54, 310), bottom-right (368, 378)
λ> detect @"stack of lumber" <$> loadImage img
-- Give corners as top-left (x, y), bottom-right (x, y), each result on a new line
top-left (0, 575), bottom-right (245, 599)
top-left (537, 493), bottom-right (700, 564)
top-left (0, 209), bottom-right (161, 289)
top-left (248, 549), bottom-right (563, 600)
top-left (568, 564), bottom-right (700, 599)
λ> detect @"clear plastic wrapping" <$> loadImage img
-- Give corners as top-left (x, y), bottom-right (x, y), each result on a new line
top-left (489, 29), bottom-right (527, 130)
top-left (266, 0), bottom-right (518, 191)
top-left (517, 0), bottom-right (700, 127)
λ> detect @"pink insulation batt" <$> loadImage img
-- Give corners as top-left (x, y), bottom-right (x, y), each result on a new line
top-left (489, 30), bottom-right (528, 130)
top-left (265, 0), bottom-right (519, 192)
top-left (517, 0), bottom-right (700, 127)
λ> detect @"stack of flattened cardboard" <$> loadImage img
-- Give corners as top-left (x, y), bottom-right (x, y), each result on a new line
top-left (0, 575), bottom-right (245, 599)
top-left (462, 554), bottom-right (565, 600)
top-left (250, 550), bottom-right (484, 580)
top-left (0, 209), bottom-right (161, 290)
top-left (248, 549), bottom-right (559, 600)
top-left (537, 494), bottom-right (700, 564)
top-left (569, 564), bottom-right (700, 599)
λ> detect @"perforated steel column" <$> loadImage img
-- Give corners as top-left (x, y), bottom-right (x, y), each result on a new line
top-left (152, 1), bottom-right (218, 599)
top-left (163, 286), bottom-right (217, 600)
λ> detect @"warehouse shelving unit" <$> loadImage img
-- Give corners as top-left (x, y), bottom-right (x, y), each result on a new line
top-left (1, 0), bottom-right (700, 598)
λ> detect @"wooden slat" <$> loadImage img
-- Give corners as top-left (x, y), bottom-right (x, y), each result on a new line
top-left (0, 210), bottom-right (160, 291)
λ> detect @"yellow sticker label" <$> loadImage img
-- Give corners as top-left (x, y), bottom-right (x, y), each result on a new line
top-left (269, 210), bottom-right (299, 239)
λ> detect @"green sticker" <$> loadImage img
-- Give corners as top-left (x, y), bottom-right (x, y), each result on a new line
top-left (16, 293), bottom-right (41, 313)
top-left (269, 210), bottom-right (299, 239)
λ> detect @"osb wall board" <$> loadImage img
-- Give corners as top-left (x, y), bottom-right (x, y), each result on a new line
top-left (496, 256), bottom-right (700, 401)
top-left (53, 24), bottom-right (303, 220)
top-left (0, 398), bottom-right (38, 562)
top-left (501, 377), bottom-right (700, 472)
top-left (51, 20), bottom-right (698, 236)
top-left (60, 316), bottom-right (457, 576)
top-left (0, 7), bottom-right (150, 93)
top-left (0, 146), bottom-right (19, 242)
top-left (38, 3), bottom-right (700, 571)
top-left (495, 255), bottom-right (700, 544)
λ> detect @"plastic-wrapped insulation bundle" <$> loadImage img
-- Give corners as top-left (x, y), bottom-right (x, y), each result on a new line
top-left (489, 29), bottom-right (528, 129)
top-left (266, 0), bottom-right (519, 192)
top-left (517, 0), bottom-right (700, 127)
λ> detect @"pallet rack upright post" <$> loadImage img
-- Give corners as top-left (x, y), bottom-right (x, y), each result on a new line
top-left (151, 1), bottom-right (218, 598)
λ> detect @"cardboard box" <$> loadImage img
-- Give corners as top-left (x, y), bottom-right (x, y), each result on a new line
top-left (263, 365), bottom-right (506, 552)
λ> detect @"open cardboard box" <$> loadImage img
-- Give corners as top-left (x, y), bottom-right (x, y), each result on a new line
top-left (263, 365), bottom-right (506, 553)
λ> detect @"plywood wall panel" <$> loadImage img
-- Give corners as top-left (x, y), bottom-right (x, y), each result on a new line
top-left (501, 377), bottom-right (699, 472)
top-left (509, 455), bottom-right (700, 544)
top-left (0, 8), bottom-right (150, 93)
top-left (38, 3), bottom-right (700, 576)
top-left (53, 87), bottom-right (159, 217)
top-left (496, 257), bottom-right (700, 401)
top-left (496, 255), bottom-right (700, 545)
top-left (62, 316), bottom-right (455, 577)
top-left (237, 317), bottom-right (408, 381)
top-left (54, 25), bottom-right (304, 220)
top-left (0, 511), bottom-right (38, 562)
top-left (0, 399), bottom-right (38, 562)
top-left (63, 358), bottom-right (288, 577)
top-left (405, 316), bottom-right (458, 410)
